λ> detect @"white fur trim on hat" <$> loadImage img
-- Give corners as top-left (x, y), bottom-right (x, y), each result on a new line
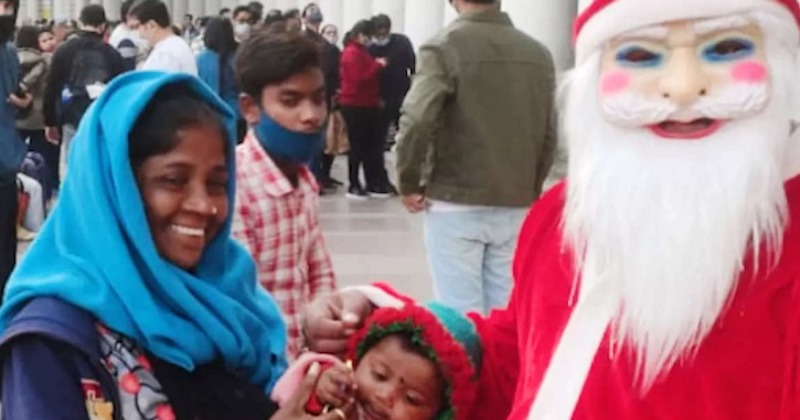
top-left (342, 285), bottom-right (406, 309)
top-left (575, 0), bottom-right (799, 64)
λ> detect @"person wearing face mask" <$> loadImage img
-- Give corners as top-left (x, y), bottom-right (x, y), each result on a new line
top-left (128, 0), bottom-right (198, 76)
top-left (109, 0), bottom-right (148, 71)
top-left (302, 3), bottom-right (324, 36)
top-left (233, 31), bottom-right (336, 360)
top-left (340, 20), bottom-right (393, 199)
top-left (0, 0), bottom-right (33, 292)
top-left (232, 5), bottom-right (253, 42)
top-left (368, 14), bottom-right (416, 151)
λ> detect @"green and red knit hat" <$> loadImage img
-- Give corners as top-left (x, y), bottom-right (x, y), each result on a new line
top-left (344, 284), bottom-right (481, 420)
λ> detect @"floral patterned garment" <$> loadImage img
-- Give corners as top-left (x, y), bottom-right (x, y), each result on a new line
top-left (96, 323), bottom-right (177, 420)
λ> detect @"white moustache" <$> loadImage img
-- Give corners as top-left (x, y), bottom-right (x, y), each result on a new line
top-left (601, 82), bottom-right (770, 127)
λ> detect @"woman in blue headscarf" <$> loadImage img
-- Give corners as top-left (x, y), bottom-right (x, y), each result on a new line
top-left (0, 71), bottom-right (348, 420)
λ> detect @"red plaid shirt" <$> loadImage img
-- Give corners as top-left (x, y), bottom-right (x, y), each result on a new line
top-left (232, 134), bottom-right (336, 359)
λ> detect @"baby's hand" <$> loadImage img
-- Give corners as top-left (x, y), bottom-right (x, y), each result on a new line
top-left (316, 364), bottom-right (356, 408)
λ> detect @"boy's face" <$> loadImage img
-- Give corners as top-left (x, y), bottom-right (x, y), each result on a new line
top-left (354, 336), bottom-right (445, 420)
top-left (240, 67), bottom-right (327, 133)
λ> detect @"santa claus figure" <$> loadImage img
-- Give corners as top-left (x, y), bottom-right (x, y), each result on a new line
top-left (303, 0), bottom-right (800, 419)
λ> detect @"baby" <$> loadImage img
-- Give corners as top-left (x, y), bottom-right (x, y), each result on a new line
top-left (272, 284), bottom-right (482, 420)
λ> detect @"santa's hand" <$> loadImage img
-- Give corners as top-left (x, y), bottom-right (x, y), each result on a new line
top-left (316, 364), bottom-right (356, 408)
top-left (303, 291), bottom-right (373, 356)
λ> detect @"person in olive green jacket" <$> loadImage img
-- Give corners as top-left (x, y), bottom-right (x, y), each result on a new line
top-left (396, 0), bottom-right (557, 315)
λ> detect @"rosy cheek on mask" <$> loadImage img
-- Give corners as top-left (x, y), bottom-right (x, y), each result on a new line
top-left (730, 60), bottom-right (768, 84)
top-left (600, 71), bottom-right (631, 95)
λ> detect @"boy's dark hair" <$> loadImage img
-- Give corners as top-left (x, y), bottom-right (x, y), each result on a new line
top-left (372, 14), bottom-right (391, 32)
top-left (120, 0), bottom-right (136, 21)
top-left (80, 4), bottom-right (107, 27)
top-left (235, 31), bottom-right (322, 100)
top-left (219, 7), bottom-right (230, 16)
top-left (232, 5), bottom-right (250, 20)
top-left (350, 19), bottom-right (375, 38)
top-left (16, 25), bottom-right (40, 50)
top-left (129, 84), bottom-right (228, 170)
top-left (128, 0), bottom-right (170, 28)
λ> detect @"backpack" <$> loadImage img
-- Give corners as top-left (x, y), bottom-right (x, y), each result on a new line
top-left (66, 48), bottom-right (112, 100)
top-left (59, 47), bottom-right (114, 125)
top-left (20, 152), bottom-right (52, 203)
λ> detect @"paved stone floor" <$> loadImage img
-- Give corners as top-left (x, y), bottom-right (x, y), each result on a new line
top-left (16, 153), bottom-right (435, 301)
top-left (321, 156), bottom-right (432, 301)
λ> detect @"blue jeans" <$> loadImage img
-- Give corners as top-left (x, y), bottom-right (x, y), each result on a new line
top-left (424, 207), bottom-right (528, 315)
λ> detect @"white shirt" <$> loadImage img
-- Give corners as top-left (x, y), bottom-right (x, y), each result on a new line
top-left (108, 24), bottom-right (147, 52)
top-left (142, 34), bottom-right (198, 76)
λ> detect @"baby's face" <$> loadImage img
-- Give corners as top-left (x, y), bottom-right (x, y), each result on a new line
top-left (353, 335), bottom-right (444, 420)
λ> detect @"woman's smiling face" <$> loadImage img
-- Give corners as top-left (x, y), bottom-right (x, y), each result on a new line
top-left (135, 125), bottom-right (229, 270)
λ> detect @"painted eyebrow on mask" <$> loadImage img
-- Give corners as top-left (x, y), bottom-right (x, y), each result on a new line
top-left (693, 15), bottom-right (751, 36)
top-left (617, 25), bottom-right (669, 42)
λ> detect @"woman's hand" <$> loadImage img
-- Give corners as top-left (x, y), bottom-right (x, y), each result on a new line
top-left (271, 362), bottom-right (355, 420)
top-left (316, 364), bottom-right (356, 408)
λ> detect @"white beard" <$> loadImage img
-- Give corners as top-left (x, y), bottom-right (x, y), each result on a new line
top-left (561, 40), bottom-right (797, 390)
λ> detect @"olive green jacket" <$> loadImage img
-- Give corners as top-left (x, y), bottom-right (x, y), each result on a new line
top-left (396, 8), bottom-right (558, 207)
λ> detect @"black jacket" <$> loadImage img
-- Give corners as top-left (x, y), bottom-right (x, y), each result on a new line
top-left (368, 33), bottom-right (416, 107)
top-left (43, 30), bottom-right (126, 127)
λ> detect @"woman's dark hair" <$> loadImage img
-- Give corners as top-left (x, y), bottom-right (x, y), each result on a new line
top-left (283, 8), bottom-right (300, 19)
top-left (129, 84), bottom-right (229, 170)
top-left (204, 17), bottom-right (236, 56)
top-left (235, 31), bottom-right (322, 100)
top-left (344, 19), bottom-right (375, 44)
top-left (16, 25), bottom-right (41, 50)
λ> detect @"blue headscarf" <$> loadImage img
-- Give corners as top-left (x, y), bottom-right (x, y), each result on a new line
top-left (0, 71), bottom-right (288, 391)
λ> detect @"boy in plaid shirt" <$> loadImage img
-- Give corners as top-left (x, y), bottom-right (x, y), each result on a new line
top-left (232, 30), bottom-right (335, 359)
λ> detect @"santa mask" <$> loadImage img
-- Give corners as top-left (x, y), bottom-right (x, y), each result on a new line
top-left (564, 0), bottom-right (800, 391)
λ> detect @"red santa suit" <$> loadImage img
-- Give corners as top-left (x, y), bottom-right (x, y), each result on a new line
top-left (471, 177), bottom-right (800, 420)
top-left (465, 0), bottom-right (800, 419)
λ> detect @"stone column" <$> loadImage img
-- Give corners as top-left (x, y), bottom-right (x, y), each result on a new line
top-left (318, 0), bottom-right (343, 32)
top-left (371, 0), bottom-right (404, 35)
top-left (186, 0), bottom-right (204, 20)
top-left (21, 0), bottom-right (38, 23)
top-left (502, 0), bottom-right (578, 70)
top-left (442, 2), bottom-right (457, 28)
top-left (342, 0), bottom-right (370, 33)
top-left (204, 0), bottom-right (221, 16)
top-left (403, 0), bottom-right (442, 50)
top-left (102, 0), bottom-right (121, 20)
top-left (53, 0), bottom-right (69, 20)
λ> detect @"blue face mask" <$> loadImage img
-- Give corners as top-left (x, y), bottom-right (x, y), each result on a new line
top-left (253, 110), bottom-right (323, 165)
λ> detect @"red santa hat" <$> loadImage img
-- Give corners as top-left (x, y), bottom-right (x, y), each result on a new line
top-left (573, 0), bottom-right (800, 64)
